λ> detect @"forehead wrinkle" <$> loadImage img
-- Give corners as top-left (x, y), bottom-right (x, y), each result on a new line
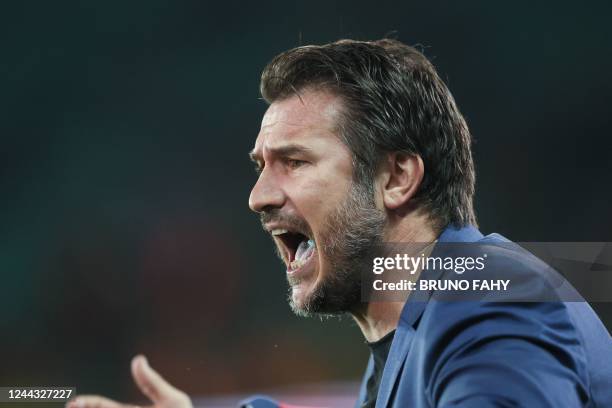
top-left (253, 90), bottom-right (345, 157)
top-left (260, 115), bottom-right (331, 139)
top-left (262, 91), bottom-right (343, 131)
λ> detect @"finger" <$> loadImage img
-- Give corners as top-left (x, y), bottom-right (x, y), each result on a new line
top-left (131, 355), bottom-right (185, 404)
top-left (66, 395), bottom-right (141, 408)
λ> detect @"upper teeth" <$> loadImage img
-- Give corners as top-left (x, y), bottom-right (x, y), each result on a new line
top-left (271, 228), bottom-right (288, 236)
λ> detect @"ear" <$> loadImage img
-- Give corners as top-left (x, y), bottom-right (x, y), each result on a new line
top-left (380, 152), bottom-right (424, 210)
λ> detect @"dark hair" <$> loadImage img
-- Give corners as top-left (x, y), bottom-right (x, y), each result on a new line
top-left (260, 38), bottom-right (477, 232)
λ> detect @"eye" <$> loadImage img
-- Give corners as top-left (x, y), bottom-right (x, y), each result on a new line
top-left (285, 159), bottom-right (307, 169)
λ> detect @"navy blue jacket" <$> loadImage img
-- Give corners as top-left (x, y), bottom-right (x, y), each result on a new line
top-left (355, 225), bottom-right (612, 407)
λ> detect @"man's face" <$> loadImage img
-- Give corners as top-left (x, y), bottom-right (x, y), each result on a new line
top-left (249, 89), bottom-right (385, 315)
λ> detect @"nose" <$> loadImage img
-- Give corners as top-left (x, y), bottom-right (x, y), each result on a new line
top-left (248, 169), bottom-right (286, 213)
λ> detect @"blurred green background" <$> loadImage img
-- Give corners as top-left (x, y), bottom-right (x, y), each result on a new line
top-left (1, 0), bottom-right (611, 403)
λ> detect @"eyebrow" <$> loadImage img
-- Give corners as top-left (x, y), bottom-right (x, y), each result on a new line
top-left (248, 144), bottom-right (312, 163)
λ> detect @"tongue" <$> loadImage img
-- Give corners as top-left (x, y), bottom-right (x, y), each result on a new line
top-left (295, 239), bottom-right (315, 261)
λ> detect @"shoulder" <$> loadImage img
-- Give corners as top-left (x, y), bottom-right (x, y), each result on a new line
top-left (432, 232), bottom-right (573, 302)
top-left (410, 233), bottom-right (591, 405)
top-left (419, 232), bottom-right (585, 361)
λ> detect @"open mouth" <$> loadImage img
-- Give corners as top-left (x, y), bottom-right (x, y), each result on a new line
top-left (271, 228), bottom-right (316, 272)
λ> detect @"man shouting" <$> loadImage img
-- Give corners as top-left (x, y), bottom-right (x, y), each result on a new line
top-left (69, 39), bottom-right (612, 408)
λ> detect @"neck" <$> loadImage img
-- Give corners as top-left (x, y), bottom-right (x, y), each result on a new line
top-left (351, 301), bottom-right (405, 343)
top-left (351, 213), bottom-right (438, 342)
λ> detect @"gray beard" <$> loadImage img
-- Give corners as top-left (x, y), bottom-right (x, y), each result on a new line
top-left (289, 181), bottom-right (386, 317)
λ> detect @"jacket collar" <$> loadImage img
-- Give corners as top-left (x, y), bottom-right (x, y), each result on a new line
top-left (437, 223), bottom-right (483, 244)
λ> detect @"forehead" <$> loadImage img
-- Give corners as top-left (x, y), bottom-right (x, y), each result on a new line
top-left (253, 89), bottom-right (343, 152)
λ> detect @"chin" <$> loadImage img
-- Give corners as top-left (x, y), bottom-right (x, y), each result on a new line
top-left (288, 279), bottom-right (317, 315)
top-left (288, 274), bottom-right (355, 318)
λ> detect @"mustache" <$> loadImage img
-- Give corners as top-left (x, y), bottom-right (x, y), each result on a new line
top-left (260, 209), bottom-right (312, 236)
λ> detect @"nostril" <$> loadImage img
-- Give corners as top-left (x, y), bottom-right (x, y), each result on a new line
top-left (249, 195), bottom-right (278, 214)
top-left (260, 204), bottom-right (277, 213)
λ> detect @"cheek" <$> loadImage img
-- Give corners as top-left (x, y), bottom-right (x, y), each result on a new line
top-left (292, 175), bottom-right (351, 221)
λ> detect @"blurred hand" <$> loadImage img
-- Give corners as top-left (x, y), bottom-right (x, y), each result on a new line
top-left (67, 355), bottom-right (192, 408)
